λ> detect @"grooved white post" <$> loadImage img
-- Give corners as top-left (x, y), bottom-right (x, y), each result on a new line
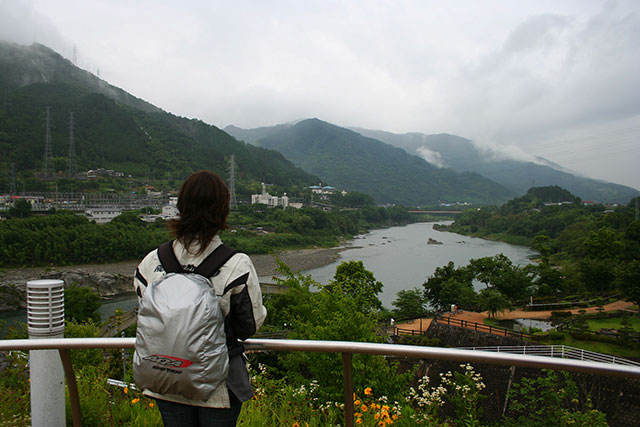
top-left (27, 279), bottom-right (66, 427)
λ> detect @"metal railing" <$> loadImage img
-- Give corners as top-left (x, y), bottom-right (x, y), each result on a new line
top-left (457, 345), bottom-right (640, 367)
top-left (2, 338), bottom-right (640, 427)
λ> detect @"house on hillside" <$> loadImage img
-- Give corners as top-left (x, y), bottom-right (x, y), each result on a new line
top-left (84, 207), bottom-right (122, 224)
top-left (251, 183), bottom-right (289, 208)
top-left (162, 197), bottom-right (179, 219)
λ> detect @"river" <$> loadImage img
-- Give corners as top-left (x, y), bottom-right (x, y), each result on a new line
top-left (294, 221), bottom-right (535, 308)
top-left (0, 222), bottom-right (534, 332)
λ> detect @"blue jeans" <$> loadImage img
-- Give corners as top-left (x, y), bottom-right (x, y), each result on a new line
top-left (155, 392), bottom-right (243, 427)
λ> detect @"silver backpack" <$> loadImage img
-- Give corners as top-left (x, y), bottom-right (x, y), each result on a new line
top-left (133, 241), bottom-right (237, 401)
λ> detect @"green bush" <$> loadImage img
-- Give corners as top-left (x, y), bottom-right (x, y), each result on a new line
top-left (549, 331), bottom-right (565, 341)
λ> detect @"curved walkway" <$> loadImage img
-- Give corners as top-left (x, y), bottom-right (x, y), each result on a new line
top-left (395, 300), bottom-right (636, 334)
top-left (451, 300), bottom-right (636, 325)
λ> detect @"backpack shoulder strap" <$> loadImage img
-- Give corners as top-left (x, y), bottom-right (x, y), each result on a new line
top-left (195, 244), bottom-right (238, 278)
top-left (157, 240), bottom-right (182, 274)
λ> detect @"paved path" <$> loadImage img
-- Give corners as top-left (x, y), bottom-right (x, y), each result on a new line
top-left (394, 300), bottom-right (636, 335)
top-left (394, 318), bottom-right (432, 333)
top-left (450, 300), bottom-right (636, 325)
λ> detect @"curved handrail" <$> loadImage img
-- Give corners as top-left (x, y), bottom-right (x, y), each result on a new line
top-left (2, 337), bottom-right (640, 379)
top-left (3, 338), bottom-right (640, 427)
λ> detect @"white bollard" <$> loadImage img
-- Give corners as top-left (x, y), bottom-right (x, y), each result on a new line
top-left (27, 279), bottom-right (66, 427)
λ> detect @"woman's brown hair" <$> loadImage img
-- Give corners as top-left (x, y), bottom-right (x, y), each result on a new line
top-left (168, 170), bottom-right (230, 254)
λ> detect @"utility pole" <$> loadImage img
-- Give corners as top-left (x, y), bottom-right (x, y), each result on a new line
top-left (229, 154), bottom-right (237, 210)
top-left (68, 112), bottom-right (76, 177)
top-left (9, 163), bottom-right (16, 195)
top-left (42, 107), bottom-right (54, 178)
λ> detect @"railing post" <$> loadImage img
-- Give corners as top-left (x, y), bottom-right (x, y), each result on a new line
top-left (59, 349), bottom-right (82, 427)
top-left (342, 353), bottom-right (354, 427)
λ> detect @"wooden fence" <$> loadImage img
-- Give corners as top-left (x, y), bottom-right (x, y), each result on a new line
top-left (389, 315), bottom-right (544, 341)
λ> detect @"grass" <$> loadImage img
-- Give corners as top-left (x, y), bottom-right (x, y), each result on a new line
top-left (586, 316), bottom-right (640, 332)
top-left (548, 333), bottom-right (640, 360)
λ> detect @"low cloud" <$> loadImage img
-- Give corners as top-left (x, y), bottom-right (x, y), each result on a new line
top-left (416, 146), bottom-right (445, 168)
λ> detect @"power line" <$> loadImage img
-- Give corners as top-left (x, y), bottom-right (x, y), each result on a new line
top-left (42, 107), bottom-right (54, 178)
top-left (9, 163), bottom-right (16, 195)
top-left (68, 112), bottom-right (77, 177)
top-left (229, 154), bottom-right (237, 210)
top-left (528, 125), bottom-right (640, 151)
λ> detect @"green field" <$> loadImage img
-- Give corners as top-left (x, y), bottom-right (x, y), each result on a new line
top-left (586, 316), bottom-right (640, 332)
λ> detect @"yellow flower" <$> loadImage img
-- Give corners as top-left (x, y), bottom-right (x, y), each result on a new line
top-left (355, 413), bottom-right (363, 418)
top-left (356, 419), bottom-right (363, 425)
top-left (149, 403), bottom-right (155, 408)
top-left (375, 413), bottom-right (381, 420)
top-left (378, 421), bottom-right (387, 427)
top-left (392, 414), bottom-right (399, 420)
top-left (364, 387), bottom-right (372, 396)
top-left (292, 423), bottom-right (299, 427)
top-left (354, 399), bottom-right (361, 406)
top-left (361, 404), bottom-right (368, 412)
top-left (124, 387), bottom-right (128, 395)
top-left (131, 398), bottom-right (140, 404)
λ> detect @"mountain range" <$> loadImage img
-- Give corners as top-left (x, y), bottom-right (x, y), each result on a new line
top-left (226, 120), bottom-right (513, 205)
top-left (2, 41), bottom-right (636, 206)
top-left (226, 123), bottom-right (638, 204)
top-left (350, 128), bottom-right (638, 204)
top-left (0, 41), bottom-right (318, 196)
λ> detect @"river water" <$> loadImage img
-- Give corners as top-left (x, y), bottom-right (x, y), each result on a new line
top-left (0, 222), bottom-right (534, 332)
top-left (296, 221), bottom-right (535, 308)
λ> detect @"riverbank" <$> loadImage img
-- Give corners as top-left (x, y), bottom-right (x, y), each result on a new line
top-left (1, 247), bottom-right (345, 289)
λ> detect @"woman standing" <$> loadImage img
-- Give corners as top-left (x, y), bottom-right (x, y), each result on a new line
top-left (133, 170), bottom-right (267, 426)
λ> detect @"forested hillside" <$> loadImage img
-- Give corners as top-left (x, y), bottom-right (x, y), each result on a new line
top-left (446, 187), bottom-right (640, 305)
top-left (0, 42), bottom-right (318, 196)
top-left (353, 128), bottom-right (639, 204)
top-left (0, 203), bottom-right (414, 268)
top-left (227, 119), bottom-right (514, 206)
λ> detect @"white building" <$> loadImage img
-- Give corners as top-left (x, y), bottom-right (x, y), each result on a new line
top-left (84, 207), bottom-right (122, 224)
top-left (251, 183), bottom-right (289, 208)
top-left (162, 197), bottom-right (179, 220)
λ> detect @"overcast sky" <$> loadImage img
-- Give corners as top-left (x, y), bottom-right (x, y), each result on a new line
top-left (1, 0), bottom-right (639, 189)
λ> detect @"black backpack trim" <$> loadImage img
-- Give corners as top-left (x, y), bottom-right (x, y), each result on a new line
top-left (158, 240), bottom-right (238, 278)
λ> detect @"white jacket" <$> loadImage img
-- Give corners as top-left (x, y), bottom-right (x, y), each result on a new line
top-left (133, 236), bottom-right (267, 407)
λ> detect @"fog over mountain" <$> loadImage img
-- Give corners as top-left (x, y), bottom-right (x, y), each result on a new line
top-left (1, 1), bottom-right (638, 189)
top-left (227, 121), bottom-right (638, 204)
top-left (350, 127), bottom-right (639, 204)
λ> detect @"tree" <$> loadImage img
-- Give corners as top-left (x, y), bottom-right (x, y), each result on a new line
top-left (616, 260), bottom-right (640, 308)
top-left (327, 260), bottom-right (383, 313)
top-left (265, 260), bottom-right (414, 403)
top-left (618, 312), bottom-right (635, 345)
top-left (506, 370), bottom-right (607, 427)
top-left (392, 288), bottom-right (430, 319)
top-left (439, 278), bottom-right (478, 310)
top-left (64, 283), bottom-right (102, 324)
top-left (478, 288), bottom-right (511, 318)
top-left (8, 199), bottom-right (31, 218)
top-left (423, 261), bottom-right (474, 312)
top-left (532, 235), bottom-right (551, 264)
top-left (469, 254), bottom-right (532, 300)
